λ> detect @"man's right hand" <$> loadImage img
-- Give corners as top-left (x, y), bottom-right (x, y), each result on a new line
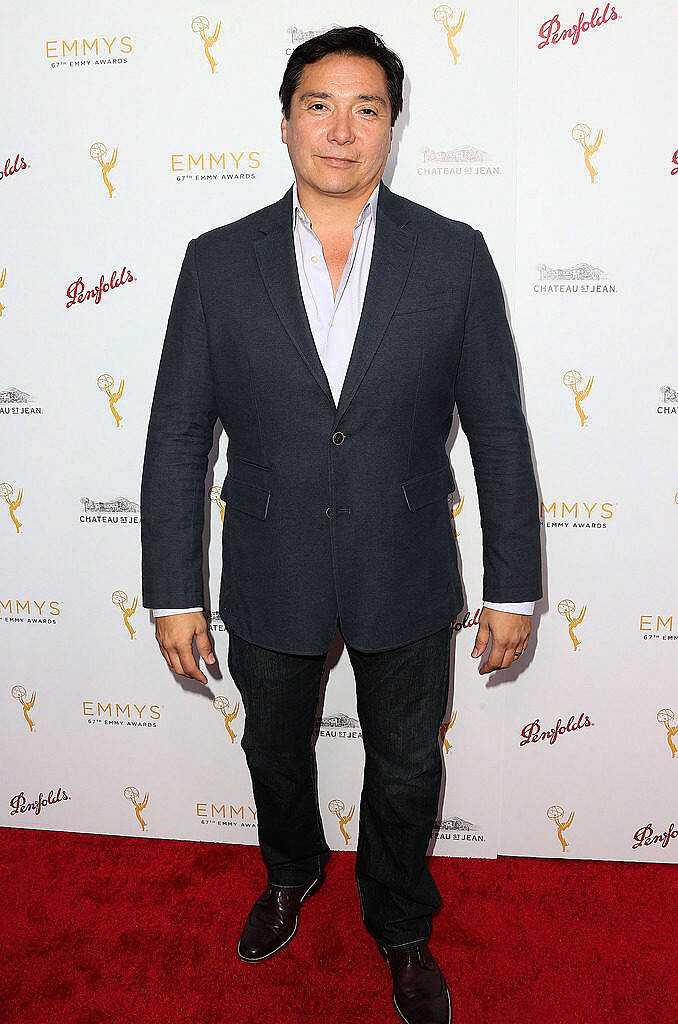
top-left (154, 611), bottom-right (215, 685)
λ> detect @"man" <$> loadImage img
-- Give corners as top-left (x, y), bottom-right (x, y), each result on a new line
top-left (141, 26), bottom-right (541, 1024)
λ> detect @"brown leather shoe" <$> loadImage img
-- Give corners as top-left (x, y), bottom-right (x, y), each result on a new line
top-left (237, 873), bottom-right (325, 962)
top-left (378, 941), bottom-right (452, 1024)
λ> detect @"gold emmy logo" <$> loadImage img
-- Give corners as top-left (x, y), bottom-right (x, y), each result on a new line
top-left (547, 803), bottom-right (575, 852)
top-left (124, 785), bottom-right (149, 831)
top-left (97, 372), bottom-right (124, 427)
top-left (89, 141), bottom-right (118, 198)
top-left (440, 710), bottom-right (457, 754)
top-left (557, 598), bottom-right (586, 652)
top-left (213, 695), bottom-right (240, 742)
top-left (209, 485), bottom-right (226, 522)
top-left (11, 684), bottom-right (36, 731)
top-left (328, 798), bottom-right (355, 845)
top-left (571, 122), bottom-right (603, 184)
top-left (112, 589), bottom-right (138, 639)
top-left (1, 482), bottom-right (23, 533)
top-left (191, 15), bottom-right (221, 74)
top-left (447, 493), bottom-right (464, 536)
top-left (0, 266), bottom-right (6, 316)
top-left (657, 709), bottom-right (678, 758)
top-left (562, 368), bottom-right (593, 427)
top-left (434, 5), bottom-right (465, 64)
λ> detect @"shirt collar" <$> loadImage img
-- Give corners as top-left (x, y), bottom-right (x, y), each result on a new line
top-left (292, 178), bottom-right (380, 232)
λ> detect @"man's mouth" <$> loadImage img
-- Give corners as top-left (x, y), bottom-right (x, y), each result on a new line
top-left (318, 155), bottom-right (357, 165)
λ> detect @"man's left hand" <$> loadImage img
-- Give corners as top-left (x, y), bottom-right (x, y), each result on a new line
top-left (471, 608), bottom-right (531, 674)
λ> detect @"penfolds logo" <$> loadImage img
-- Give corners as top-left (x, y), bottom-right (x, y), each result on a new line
top-left (453, 607), bottom-right (482, 632)
top-left (9, 787), bottom-right (70, 816)
top-left (632, 822), bottom-right (678, 851)
top-left (538, 4), bottom-right (618, 48)
top-left (66, 266), bottom-right (134, 308)
top-left (0, 154), bottom-right (29, 182)
top-left (520, 712), bottom-right (593, 747)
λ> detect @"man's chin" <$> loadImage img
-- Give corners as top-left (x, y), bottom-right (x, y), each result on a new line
top-left (307, 175), bottom-right (362, 195)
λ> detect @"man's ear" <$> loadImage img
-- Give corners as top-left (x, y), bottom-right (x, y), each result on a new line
top-left (281, 116), bottom-right (287, 144)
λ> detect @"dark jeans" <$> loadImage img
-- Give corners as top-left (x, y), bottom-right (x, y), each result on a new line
top-left (226, 620), bottom-right (452, 949)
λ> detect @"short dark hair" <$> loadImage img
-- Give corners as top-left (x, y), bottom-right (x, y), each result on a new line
top-left (279, 25), bottom-right (404, 128)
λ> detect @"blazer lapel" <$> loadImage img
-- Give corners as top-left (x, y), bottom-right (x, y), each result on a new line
top-left (334, 180), bottom-right (417, 425)
top-left (253, 179), bottom-right (418, 426)
top-left (253, 186), bottom-right (335, 409)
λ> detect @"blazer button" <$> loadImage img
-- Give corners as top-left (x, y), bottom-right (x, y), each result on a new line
top-left (325, 507), bottom-right (331, 517)
top-left (332, 431), bottom-right (344, 445)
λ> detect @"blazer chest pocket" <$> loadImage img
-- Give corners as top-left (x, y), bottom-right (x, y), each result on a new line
top-left (392, 290), bottom-right (450, 317)
top-left (401, 464), bottom-right (456, 511)
top-left (225, 477), bottom-right (271, 520)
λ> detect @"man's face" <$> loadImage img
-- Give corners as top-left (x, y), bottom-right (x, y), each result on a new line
top-left (281, 52), bottom-right (393, 200)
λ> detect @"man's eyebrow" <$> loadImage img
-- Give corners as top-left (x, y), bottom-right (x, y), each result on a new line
top-left (298, 91), bottom-right (387, 108)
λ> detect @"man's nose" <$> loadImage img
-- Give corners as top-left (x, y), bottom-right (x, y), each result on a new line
top-left (327, 112), bottom-right (355, 144)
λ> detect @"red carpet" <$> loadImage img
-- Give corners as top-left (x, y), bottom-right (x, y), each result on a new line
top-left (1, 826), bottom-right (673, 1023)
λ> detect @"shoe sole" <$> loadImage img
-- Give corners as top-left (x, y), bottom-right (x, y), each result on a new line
top-left (236, 873), bottom-right (324, 963)
top-left (393, 984), bottom-right (452, 1024)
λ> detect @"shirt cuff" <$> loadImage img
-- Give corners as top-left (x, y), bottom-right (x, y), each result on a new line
top-left (152, 607), bottom-right (203, 617)
top-left (482, 600), bottom-right (535, 615)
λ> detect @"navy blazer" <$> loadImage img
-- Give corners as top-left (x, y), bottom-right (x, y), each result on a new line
top-left (140, 180), bottom-right (542, 654)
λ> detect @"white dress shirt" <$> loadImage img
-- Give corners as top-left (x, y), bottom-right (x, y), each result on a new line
top-left (154, 181), bottom-right (535, 618)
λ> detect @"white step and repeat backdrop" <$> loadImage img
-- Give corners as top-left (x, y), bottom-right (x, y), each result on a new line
top-left (3, 2), bottom-right (677, 863)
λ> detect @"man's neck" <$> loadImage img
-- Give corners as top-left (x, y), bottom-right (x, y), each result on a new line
top-left (294, 176), bottom-right (380, 234)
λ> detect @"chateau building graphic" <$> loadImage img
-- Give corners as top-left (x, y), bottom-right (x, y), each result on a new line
top-left (537, 262), bottom-right (607, 281)
top-left (433, 815), bottom-right (481, 834)
top-left (0, 387), bottom-right (36, 404)
top-left (422, 143), bottom-right (492, 164)
top-left (80, 496), bottom-right (140, 514)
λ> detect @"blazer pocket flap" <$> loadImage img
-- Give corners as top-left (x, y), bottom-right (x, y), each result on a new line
top-left (402, 464), bottom-right (456, 511)
top-left (227, 478), bottom-right (271, 519)
top-left (392, 290), bottom-right (450, 316)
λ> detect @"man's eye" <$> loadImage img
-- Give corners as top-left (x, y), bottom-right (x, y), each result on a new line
top-left (310, 103), bottom-right (326, 110)
top-left (361, 109), bottom-right (377, 116)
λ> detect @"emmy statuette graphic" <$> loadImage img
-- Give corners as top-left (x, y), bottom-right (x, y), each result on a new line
top-left (548, 804), bottom-right (575, 852)
top-left (89, 142), bottom-right (118, 198)
top-left (209, 485), bottom-right (226, 523)
top-left (213, 695), bottom-right (240, 743)
top-left (11, 685), bottom-right (36, 732)
top-left (124, 786), bottom-right (149, 831)
top-left (563, 369), bottom-right (593, 427)
top-left (0, 482), bottom-right (23, 532)
top-left (657, 709), bottom-right (678, 758)
top-left (434, 5), bottom-right (465, 64)
top-left (112, 590), bottom-right (138, 639)
top-left (191, 15), bottom-right (221, 74)
top-left (328, 798), bottom-right (355, 845)
top-left (571, 122), bottom-right (603, 184)
top-left (440, 710), bottom-right (457, 754)
top-left (97, 373), bottom-right (125, 428)
top-left (557, 598), bottom-right (586, 652)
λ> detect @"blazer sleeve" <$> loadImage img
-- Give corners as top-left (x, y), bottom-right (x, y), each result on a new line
top-left (140, 238), bottom-right (218, 609)
top-left (454, 228), bottom-right (542, 604)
